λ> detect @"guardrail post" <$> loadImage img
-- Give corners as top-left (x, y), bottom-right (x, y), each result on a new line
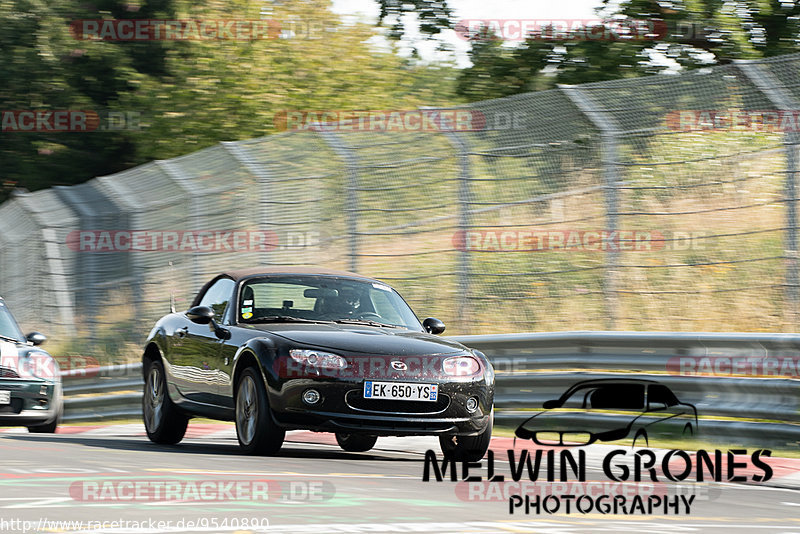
top-left (736, 61), bottom-right (800, 325)
top-left (318, 130), bottom-right (360, 273)
top-left (560, 86), bottom-right (622, 329)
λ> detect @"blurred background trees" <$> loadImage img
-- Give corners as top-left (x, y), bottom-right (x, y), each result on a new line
top-left (1, 0), bottom-right (799, 200)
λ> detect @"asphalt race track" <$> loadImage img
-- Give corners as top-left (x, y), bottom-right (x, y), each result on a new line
top-left (0, 424), bottom-right (798, 533)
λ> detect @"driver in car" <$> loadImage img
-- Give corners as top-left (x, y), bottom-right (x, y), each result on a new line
top-left (336, 287), bottom-right (362, 317)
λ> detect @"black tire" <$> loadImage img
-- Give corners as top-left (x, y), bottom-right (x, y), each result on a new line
top-left (335, 433), bottom-right (378, 452)
top-left (27, 406), bottom-right (61, 433)
top-left (632, 429), bottom-right (649, 448)
top-left (439, 410), bottom-right (493, 462)
top-left (143, 358), bottom-right (188, 445)
top-left (235, 367), bottom-right (285, 455)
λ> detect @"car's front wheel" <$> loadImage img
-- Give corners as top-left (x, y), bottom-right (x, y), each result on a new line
top-left (27, 406), bottom-right (61, 433)
top-left (439, 410), bottom-right (493, 462)
top-left (335, 433), bottom-right (378, 452)
top-left (235, 367), bottom-right (285, 455)
top-left (143, 359), bottom-right (188, 444)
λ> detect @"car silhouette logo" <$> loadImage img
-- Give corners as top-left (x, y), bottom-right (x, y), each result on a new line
top-left (390, 361), bottom-right (407, 371)
top-left (515, 378), bottom-right (698, 447)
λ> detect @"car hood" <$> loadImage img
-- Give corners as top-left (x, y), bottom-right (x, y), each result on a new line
top-left (247, 323), bottom-right (469, 356)
top-left (516, 409), bottom-right (640, 436)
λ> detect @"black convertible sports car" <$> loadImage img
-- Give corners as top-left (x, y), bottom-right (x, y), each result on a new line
top-left (142, 267), bottom-right (495, 460)
top-left (0, 296), bottom-right (62, 433)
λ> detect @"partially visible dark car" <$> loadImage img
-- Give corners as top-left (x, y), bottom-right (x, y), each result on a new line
top-left (142, 267), bottom-right (495, 460)
top-left (515, 378), bottom-right (697, 447)
top-left (0, 297), bottom-right (62, 432)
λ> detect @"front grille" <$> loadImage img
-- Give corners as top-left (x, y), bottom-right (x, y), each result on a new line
top-left (0, 367), bottom-right (19, 379)
top-left (345, 389), bottom-right (450, 414)
top-left (0, 398), bottom-right (23, 414)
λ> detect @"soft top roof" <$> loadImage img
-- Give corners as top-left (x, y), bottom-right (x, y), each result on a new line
top-left (191, 267), bottom-right (381, 307)
top-left (220, 266), bottom-right (377, 282)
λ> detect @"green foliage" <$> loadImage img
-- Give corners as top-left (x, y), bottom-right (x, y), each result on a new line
top-left (455, 1), bottom-right (800, 102)
top-left (376, 0), bottom-right (453, 40)
top-left (0, 0), bottom-right (460, 201)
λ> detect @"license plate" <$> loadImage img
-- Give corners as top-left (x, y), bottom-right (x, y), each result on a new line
top-left (0, 391), bottom-right (9, 405)
top-left (363, 381), bottom-right (438, 402)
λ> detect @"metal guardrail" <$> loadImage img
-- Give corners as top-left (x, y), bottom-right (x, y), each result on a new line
top-left (60, 332), bottom-right (800, 447)
top-left (61, 364), bottom-right (143, 422)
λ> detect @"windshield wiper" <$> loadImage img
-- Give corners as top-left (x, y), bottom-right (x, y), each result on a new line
top-left (249, 315), bottom-right (333, 324)
top-left (333, 319), bottom-right (403, 329)
top-left (0, 334), bottom-right (21, 344)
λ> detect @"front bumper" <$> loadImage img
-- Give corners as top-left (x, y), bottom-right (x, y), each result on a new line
top-left (0, 379), bottom-right (61, 426)
top-left (270, 378), bottom-right (493, 437)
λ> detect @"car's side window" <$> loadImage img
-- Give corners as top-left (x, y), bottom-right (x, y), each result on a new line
top-left (197, 278), bottom-right (235, 323)
top-left (561, 390), bottom-right (591, 409)
top-left (648, 384), bottom-right (679, 407)
top-left (588, 384), bottom-right (645, 410)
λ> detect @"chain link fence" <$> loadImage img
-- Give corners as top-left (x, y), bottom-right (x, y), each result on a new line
top-left (2, 53), bottom-right (800, 352)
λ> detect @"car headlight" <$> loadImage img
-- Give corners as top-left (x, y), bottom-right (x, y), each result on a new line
top-left (472, 350), bottom-right (494, 383)
top-left (442, 355), bottom-right (481, 377)
top-left (289, 349), bottom-right (347, 370)
top-left (19, 351), bottom-right (59, 380)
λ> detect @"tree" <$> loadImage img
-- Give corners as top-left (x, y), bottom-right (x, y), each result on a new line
top-left (455, 2), bottom-right (800, 102)
top-left (0, 0), bottom-right (172, 196)
top-left (0, 0), bottom-right (459, 200)
top-left (376, 0), bottom-right (453, 40)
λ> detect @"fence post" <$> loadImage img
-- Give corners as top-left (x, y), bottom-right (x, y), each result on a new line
top-left (560, 85), bottom-right (622, 329)
top-left (156, 160), bottom-right (202, 290)
top-left (221, 141), bottom-right (274, 266)
top-left (442, 129), bottom-right (473, 333)
top-left (318, 130), bottom-right (360, 273)
top-left (41, 228), bottom-right (77, 335)
top-left (736, 60), bottom-right (800, 325)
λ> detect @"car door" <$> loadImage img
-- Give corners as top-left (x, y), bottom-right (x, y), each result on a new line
top-left (168, 277), bottom-right (235, 405)
top-left (583, 383), bottom-right (647, 436)
top-left (644, 383), bottom-right (693, 439)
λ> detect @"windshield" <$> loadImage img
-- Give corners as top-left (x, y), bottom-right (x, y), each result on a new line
top-left (0, 301), bottom-right (24, 342)
top-left (237, 276), bottom-right (422, 330)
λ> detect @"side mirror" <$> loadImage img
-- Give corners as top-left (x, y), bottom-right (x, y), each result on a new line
top-left (186, 305), bottom-right (215, 325)
top-left (186, 305), bottom-right (230, 340)
top-left (422, 317), bottom-right (445, 335)
top-left (542, 399), bottom-right (560, 409)
top-left (26, 332), bottom-right (46, 346)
